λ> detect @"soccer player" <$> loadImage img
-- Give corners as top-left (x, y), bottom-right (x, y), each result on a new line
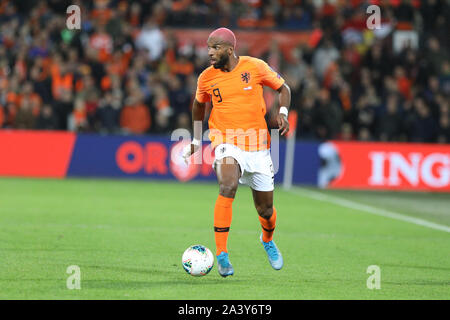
top-left (183, 27), bottom-right (291, 277)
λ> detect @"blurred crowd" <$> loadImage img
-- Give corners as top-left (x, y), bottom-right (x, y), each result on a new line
top-left (0, 0), bottom-right (449, 143)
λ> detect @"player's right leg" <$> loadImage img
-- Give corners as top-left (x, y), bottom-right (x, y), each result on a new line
top-left (213, 156), bottom-right (240, 277)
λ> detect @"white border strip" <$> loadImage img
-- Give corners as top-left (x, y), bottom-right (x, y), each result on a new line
top-left (289, 188), bottom-right (450, 233)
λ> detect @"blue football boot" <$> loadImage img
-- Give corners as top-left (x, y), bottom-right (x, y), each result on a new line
top-left (217, 252), bottom-right (234, 277)
top-left (260, 234), bottom-right (283, 270)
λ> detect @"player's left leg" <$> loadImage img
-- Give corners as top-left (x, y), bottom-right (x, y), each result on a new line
top-left (252, 189), bottom-right (283, 270)
top-left (252, 189), bottom-right (276, 241)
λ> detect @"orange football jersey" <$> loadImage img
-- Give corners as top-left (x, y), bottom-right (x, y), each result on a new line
top-left (196, 56), bottom-right (285, 151)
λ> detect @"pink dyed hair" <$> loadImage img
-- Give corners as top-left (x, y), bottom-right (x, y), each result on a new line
top-left (208, 27), bottom-right (236, 49)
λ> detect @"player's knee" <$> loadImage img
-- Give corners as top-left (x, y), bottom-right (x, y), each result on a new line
top-left (219, 182), bottom-right (238, 198)
top-left (257, 205), bottom-right (273, 220)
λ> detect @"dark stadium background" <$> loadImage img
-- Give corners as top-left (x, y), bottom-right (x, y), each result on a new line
top-left (1, 0), bottom-right (448, 143)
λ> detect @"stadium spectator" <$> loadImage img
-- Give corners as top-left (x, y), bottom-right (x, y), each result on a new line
top-left (135, 17), bottom-right (166, 62)
top-left (426, 37), bottom-right (449, 77)
top-left (0, 101), bottom-right (3, 125)
top-left (312, 38), bottom-right (340, 79)
top-left (3, 102), bottom-right (17, 128)
top-left (120, 93), bottom-right (151, 134)
top-left (410, 97), bottom-right (438, 142)
top-left (69, 97), bottom-right (88, 132)
top-left (52, 89), bottom-right (74, 130)
top-left (378, 94), bottom-right (401, 141)
top-left (168, 75), bottom-right (191, 119)
top-left (35, 104), bottom-right (58, 130)
top-left (297, 94), bottom-right (318, 140)
top-left (97, 90), bottom-right (120, 134)
top-left (437, 114), bottom-right (450, 144)
top-left (14, 96), bottom-right (35, 129)
top-left (151, 84), bottom-right (173, 134)
top-left (338, 122), bottom-right (355, 141)
top-left (313, 88), bottom-right (342, 140)
top-left (19, 81), bottom-right (42, 117)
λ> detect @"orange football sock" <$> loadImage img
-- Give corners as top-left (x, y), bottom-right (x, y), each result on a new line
top-left (259, 207), bottom-right (277, 242)
top-left (214, 194), bottom-right (234, 256)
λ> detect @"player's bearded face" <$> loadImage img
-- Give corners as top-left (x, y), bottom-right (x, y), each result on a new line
top-left (212, 50), bottom-right (230, 69)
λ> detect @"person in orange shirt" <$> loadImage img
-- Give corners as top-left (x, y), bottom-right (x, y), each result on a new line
top-left (183, 28), bottom-right (291, 277)
top-left (120, 95), bottom-right (151, 134)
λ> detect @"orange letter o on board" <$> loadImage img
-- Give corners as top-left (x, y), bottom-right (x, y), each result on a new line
top-left (116, 142), bottom-right (144, 174)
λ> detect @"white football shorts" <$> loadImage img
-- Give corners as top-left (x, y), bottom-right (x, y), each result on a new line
top-left (213, 143), bottom-right (275, 192)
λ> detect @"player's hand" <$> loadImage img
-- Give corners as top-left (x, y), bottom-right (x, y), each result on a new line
top-left (277, 114), bottom-right (290, 136)
top-left (182, 143), bottom-right (200, 165)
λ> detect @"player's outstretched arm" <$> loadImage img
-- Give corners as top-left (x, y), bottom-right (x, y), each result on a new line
top-left (277, 83), bottom-right (291, 136)
top-left (182, 98), bottom-right (206, 163)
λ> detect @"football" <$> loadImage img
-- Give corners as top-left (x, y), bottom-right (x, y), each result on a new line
top-left (182, 245), bottom-right (214, 276)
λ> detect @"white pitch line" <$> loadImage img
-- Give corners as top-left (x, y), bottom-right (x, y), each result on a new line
top-left (288, 187), bottom-right (450, 234)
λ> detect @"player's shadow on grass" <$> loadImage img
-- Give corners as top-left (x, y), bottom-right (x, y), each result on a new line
top-left (383, 280), bottom-right (450, 286)
top-left (83, 279), bottom-right (235, 289)
top-left (382, 263), bottom-right (450, 272)
top-left (379, 263), bottom-right (450, 286)
top-left (81, 265), bottom-right (244, 289)
top-left (85, 264), bottom-right (179, 275)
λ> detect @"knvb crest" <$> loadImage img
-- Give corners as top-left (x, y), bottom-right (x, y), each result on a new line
top-left (241, 72), bottom-right (250, 83)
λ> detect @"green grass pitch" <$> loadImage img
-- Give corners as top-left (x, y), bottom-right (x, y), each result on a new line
top-left (0, 177), bottom-right (449, 300)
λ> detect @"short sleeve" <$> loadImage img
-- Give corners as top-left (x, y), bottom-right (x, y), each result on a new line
top-left (195, 72), bottom-right (211, 103)
top-left (257, 59), bottom-right (285, 90)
